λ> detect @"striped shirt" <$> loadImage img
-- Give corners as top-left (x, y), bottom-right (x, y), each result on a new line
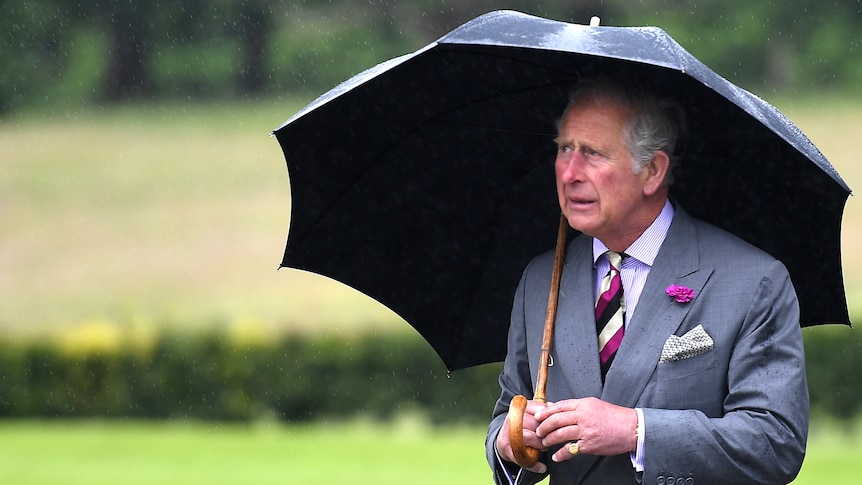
top-left (591, 199), bottom-right (675, 474)
top-left (592, 200), bottom-right (675, 325)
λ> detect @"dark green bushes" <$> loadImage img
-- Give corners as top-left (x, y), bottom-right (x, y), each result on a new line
top-left (0, 330), bottom-right (502, 424)
top-left (0, 325), bottom-right (858, 423)
top-left (802, 326), bottom-right (862, 420)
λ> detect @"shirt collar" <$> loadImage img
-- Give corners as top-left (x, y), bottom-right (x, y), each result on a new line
top-left (593, 200), bottom-right (675, 267)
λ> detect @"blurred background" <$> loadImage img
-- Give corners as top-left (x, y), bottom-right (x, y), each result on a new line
top-left (4, 0), bottom-right (862, 113)
top-left (2, 1), bottom-right (861, 483)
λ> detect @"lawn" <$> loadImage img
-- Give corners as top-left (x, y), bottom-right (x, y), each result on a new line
top-left (0, 100), bottom-right (403, 337)
top-left (0, 419), bottom-right (489, 485)
top-left (1, 94), bottom-right (861, 337)
top-left (0, 418), bottom-right (857, 484)
top-left (1, 94), bottom-right (861, 483)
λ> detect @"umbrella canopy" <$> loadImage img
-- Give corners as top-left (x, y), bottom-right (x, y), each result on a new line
top-left (274, 10), bottom-right (851, 371)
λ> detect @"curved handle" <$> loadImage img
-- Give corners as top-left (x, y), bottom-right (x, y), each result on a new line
top-left (507, 394), bottom-right (542, 467)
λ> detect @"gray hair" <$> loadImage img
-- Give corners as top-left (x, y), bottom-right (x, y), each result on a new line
top-left (560, 78), bottom-right (687, 185)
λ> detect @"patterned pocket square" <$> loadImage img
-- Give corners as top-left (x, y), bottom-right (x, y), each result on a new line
top-left (660, 324), bottom-right (714, 363)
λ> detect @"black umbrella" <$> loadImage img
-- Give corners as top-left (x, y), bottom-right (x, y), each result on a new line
top-left (274, 10), bottom-right (851, 371)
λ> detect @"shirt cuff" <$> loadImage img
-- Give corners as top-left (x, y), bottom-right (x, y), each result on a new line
top-left (629, 407), bottom-right (645, 472)
top-left (493, 431), bottom-right (522, 485)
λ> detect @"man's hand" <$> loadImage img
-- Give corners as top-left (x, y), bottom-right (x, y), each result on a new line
top-left (495, 399), bottom-right (549, 474)
top-left (533, 397), bottom-right (638, 462)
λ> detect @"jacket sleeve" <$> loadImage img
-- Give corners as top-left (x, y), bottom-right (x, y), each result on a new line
top-left (486, 260), bottom-right (549, 485)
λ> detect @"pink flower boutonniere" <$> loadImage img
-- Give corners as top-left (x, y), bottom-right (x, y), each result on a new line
top-left (666, 284), bottom-right (695, 303)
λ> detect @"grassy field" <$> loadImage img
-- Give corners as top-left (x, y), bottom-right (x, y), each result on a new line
top-left (2, 94), bottom-right (862, 336)
top-left (0, 418), bottom-right (858, 484)
top-left (0, 419), bottom-right (488, 485)
top-left (2, 95), bottom-right (861, 483)
top-left (0, 100), bottom-right (404, 337)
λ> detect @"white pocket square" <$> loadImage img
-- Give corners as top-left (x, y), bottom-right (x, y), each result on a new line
top-left (660, 324), bottom-right (714, 363)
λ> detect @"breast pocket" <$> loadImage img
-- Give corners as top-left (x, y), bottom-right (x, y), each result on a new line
top-left (644, 351), bottom-right (723, 415)
top-left (654, 350), bottom-right (718, 381)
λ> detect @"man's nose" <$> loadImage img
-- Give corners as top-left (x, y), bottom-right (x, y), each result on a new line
top-left (557, 153), bottom-right (585, 182)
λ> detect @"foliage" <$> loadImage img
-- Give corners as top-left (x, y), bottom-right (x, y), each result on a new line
top-left (611, 1), bottom-right (862, 92)
top-left (802, 326), bottom-right (862, 420)
top-left (0, 324), bottom-right (858, 424)
top-left (0, 327), bottom-right (503, 424)
top-left (2, 0), bottom-right (861, 113)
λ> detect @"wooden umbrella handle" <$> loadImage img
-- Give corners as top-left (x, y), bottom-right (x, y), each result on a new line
top-left (507, 213), bottom-right (568, 468)
top-left (507, 394), bottom-right (542, 466)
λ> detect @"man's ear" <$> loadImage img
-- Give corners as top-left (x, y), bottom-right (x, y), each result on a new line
top-left (642, 150), bottom-right (670, 196)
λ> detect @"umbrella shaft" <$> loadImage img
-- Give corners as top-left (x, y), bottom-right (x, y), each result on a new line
top-left (534, 213), bottom-right (568, 401)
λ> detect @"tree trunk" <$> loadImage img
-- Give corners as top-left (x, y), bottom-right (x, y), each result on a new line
top-left (103, 5), bottom-right (151, 100)
top-left (237, 1), bottom-right (271, 95)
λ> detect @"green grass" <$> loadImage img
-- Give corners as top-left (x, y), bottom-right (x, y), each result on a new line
top-left (796, 417), bottom-right (862, 485)
top-left (0, 419), bottom-right (491, 485)
top-left (0, 418), bottom-right (857, 484)
top-left (0, 99), bottom-right (404, 337)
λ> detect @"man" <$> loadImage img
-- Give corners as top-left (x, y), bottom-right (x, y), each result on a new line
top-left (485, 78), bottom-right (808, 484)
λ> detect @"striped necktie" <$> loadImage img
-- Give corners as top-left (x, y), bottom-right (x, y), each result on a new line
top-left (596, 251), bottom-right (625, 380)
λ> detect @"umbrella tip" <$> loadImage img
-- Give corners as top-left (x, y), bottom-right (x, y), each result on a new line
top-left (590, 16), bottom-right (601, 27)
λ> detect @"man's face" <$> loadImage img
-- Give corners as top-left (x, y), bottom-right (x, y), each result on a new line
top-left (554, 96), bottom-right (658, 249)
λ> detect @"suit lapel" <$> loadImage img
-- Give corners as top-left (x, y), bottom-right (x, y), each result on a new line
top-left (550, 235), bottom-right (605, 400)
top-left (601, 208), bottom-right (714, 406)
top-left (547, 211), bottom-right (714, 481)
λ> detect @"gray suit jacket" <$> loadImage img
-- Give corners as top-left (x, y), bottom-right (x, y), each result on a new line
top-left (486, 207), bottom-right (808, 485)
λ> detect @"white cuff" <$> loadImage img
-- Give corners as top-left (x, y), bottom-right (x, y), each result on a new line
top-left (493, 431), bottom-right (522, 485)
top-left (629, 407), bottom-right (645, 472)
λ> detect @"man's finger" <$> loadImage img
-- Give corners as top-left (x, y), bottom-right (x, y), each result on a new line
top-left (551, 441), bottom-right (580, 463)
top-left (534, 399), bottom-right (579, 420)
top-left (526, 461), bottom-right (548, 474)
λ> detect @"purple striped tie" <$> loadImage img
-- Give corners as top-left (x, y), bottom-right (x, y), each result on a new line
top-left (596, 251), bottom-right (625, 380)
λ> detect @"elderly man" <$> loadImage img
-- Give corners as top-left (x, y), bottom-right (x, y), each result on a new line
top-left (486, 78), bottom-right (808, 484)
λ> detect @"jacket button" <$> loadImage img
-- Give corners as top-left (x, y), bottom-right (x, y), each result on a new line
top-left (656, 476), bottom-right (665, 485)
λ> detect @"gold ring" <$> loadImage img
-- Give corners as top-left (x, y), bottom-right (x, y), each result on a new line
top-left (568, 442), bottom-right (580, 456)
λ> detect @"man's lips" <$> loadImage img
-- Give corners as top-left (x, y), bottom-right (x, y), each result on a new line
top-left (565, 196), bottom-right (596, 208)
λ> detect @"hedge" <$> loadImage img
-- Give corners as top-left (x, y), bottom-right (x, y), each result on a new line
top-left (0, 329), bottom-right (502, 424)
top-left (0, 325), bottom-right (858, 423)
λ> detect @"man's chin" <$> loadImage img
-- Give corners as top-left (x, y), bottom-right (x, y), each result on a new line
top-left (562, 215), bottom-right (597, 236)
